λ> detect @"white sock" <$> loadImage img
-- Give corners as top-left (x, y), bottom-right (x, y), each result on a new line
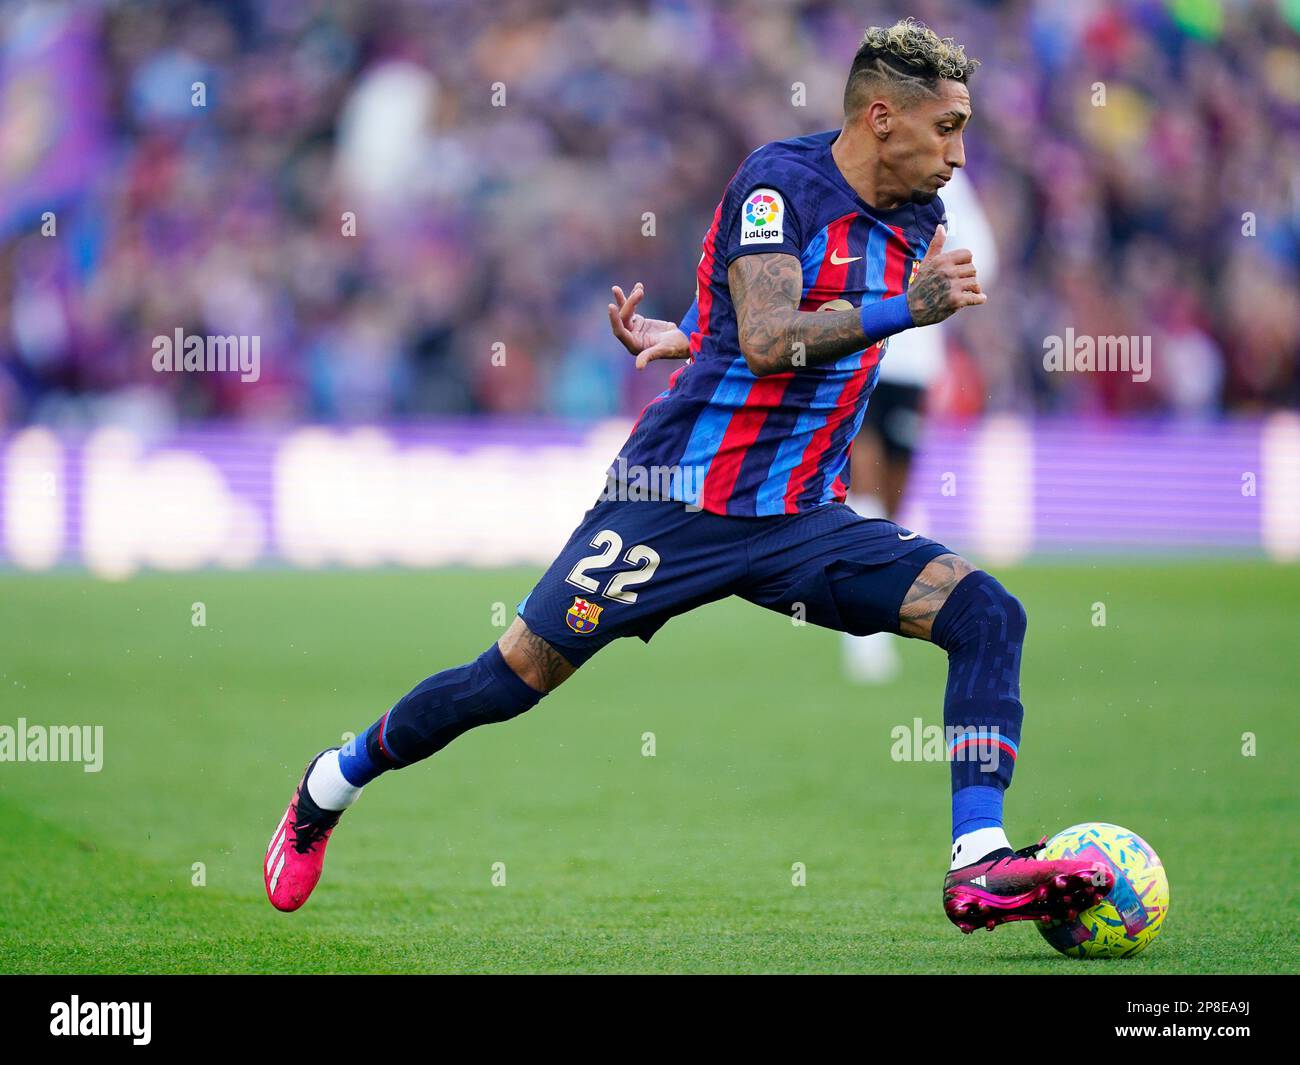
top-left (950, 826), bottom-right (1011, 870)
top-left (306, 748), bottom-right (363, 811)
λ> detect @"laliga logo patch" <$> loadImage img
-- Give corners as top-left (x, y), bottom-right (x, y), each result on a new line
top-left (745, 193), bottom-right (779, 227)
top-left (565, 596), bottom-right (604, 635)
top-left (740, 188), bottom-right (784, 245)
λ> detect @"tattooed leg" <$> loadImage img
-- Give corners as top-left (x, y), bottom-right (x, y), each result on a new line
top-left (898, 552), bottom-right (978, 640)
top-left (497, 617), bottom-right (577, 693)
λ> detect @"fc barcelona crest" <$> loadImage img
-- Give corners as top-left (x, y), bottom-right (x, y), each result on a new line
top-left (565, 596), bottom-right (604, 635)
top-left (909, 258), bottom-right (921, 286)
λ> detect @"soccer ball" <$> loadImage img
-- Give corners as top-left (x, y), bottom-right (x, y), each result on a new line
top-left (1037, 822), bottom-right (1169, 958)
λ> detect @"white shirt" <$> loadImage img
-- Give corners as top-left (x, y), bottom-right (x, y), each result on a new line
top-left (878, 169), bottom-right (998, 387)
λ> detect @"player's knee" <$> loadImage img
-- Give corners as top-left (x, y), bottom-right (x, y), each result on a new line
top-left (476, 642), bottom-right (547, 719)
top-left (978, 572), bottom-right (1027, 637)
top-left (380, 641), bottom-right (550, 765)
top-left (1002, 582), bottom-right (1028, 640)
top-left (931, 570), bottom-right (1026, 654)
top-left (497, 617), bottom-right (577, 694)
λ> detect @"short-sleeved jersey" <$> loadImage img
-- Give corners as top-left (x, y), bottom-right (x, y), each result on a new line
top-left (611, 128), bottom-right (945, 517)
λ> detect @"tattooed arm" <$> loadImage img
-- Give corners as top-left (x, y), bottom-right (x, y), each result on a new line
top-left (729, 253), bottom-right (867, 376)
top-left (728, 224), bottom-right (985, 377)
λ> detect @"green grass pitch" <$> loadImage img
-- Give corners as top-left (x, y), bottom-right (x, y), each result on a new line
top-left (1, 561), bottom-right (1296, 974)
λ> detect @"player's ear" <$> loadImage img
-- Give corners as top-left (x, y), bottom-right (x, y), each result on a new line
top-left (865, 99), bottom-right (892, 139)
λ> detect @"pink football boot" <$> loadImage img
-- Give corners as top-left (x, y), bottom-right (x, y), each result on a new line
top-left (944, 837), bottom-right (1115, 933)
top-left (264, 750), bottom-right (344, 912)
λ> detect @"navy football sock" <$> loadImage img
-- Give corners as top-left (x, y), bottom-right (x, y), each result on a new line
top-left (337, 643), bottom-right (545, 787)
top-left (929, 571), bottom-right (1027, 840)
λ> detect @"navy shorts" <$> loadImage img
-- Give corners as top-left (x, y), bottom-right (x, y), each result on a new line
top-left (518, 497), bottom-right (953, 668)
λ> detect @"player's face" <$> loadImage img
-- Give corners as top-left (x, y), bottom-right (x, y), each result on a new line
top-left (887, 80), bottom-right (970, 205)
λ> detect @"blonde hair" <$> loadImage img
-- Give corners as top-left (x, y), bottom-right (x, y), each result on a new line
top-left (845, 18), bottom-right (978, 113)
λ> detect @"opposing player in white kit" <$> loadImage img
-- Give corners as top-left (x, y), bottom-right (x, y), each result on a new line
top-left (842, 168), bottom-right (999, 683)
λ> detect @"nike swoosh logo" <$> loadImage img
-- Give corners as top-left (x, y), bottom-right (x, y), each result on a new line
top-left (898, 531), bottom-right (919, 540)
top-left (829, 250), bottom-right (861, 265)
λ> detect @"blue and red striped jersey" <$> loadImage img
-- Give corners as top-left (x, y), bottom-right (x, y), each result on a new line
top-left (612, 128), bottom-right (945, 516)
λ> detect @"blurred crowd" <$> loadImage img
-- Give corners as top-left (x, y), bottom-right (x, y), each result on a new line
top-left (0, 0), bottom-right (1297, 430)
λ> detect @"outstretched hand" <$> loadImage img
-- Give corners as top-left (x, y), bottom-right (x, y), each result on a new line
top-left (608, 282), bottom-right (690, 370)
top-left (906, 225), bottom-right (987, 327)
